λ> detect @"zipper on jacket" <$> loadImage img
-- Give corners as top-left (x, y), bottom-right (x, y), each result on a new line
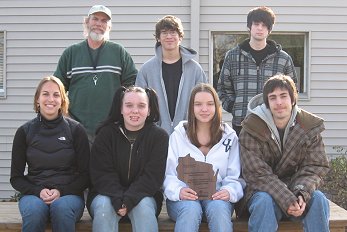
top-left (119, 126), bottom-right (134, 181)
top-left (128, 143), bottom-right (133, 180)
top-left (256, 65), bottom-right (260, 93)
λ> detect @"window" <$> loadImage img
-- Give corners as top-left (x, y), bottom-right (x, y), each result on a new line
top-left (0, 31), bottom-right (5, 98)
top-left (212, 32), bottom-right (308, 94)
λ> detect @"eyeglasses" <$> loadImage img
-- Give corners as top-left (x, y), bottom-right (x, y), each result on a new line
top-left (160, 30), bottom-right (178, 37)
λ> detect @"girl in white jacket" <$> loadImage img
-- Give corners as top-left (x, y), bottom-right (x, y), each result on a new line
top-left (163, 83), bottom-right (245, 232)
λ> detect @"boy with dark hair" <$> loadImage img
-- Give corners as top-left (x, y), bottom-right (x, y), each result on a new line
top-left (218, 6), bottom-right (297, 135)
top-left (136, 15), bottom-right (207, 134)
top-left (154, 15), bottom-right (184, 42)
top-left (247, 6), bottom-right (275, 31)
top-left (239, 74), bottom-right (330, 232)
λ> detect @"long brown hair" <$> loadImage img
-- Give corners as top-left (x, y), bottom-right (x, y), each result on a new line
top-left (186, 83), bottom-right (223, 147)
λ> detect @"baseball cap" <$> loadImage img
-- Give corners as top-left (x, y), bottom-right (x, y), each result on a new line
top-left (88, 5), bottom-right (112, 20)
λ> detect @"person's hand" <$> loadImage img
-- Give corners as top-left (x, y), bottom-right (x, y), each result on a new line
top-left (212, 189), bottom-right (230, 201)
top-left (40, 188), bottom-right (61, 205)
top-left (117, 204), bottom-right (127, 216)
top-left (287, 195), bottom-right (306, 217)
top-left (179, 187), bottom-right (198, 200)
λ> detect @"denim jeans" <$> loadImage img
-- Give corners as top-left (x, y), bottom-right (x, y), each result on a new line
top-left (90, 194), bottom-right (158, 232)
top-left (247, 190), bottom-right (330, 232)
top-left (166, 199), bottom-right (233, 232)
top-left (18, 194), bottom-right (85, 232)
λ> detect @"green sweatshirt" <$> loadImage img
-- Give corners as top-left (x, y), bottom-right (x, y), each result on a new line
top-left (54, 40), bottom-right (137, 136)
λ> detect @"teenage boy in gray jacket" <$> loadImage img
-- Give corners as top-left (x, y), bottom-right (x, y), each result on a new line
top-left (136, 15), bottom-right (207, 134)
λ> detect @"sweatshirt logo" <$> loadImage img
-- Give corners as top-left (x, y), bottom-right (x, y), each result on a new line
top-left (58, 136), bottom-right (66, 141)
top-left (222, 139), bottom-right (232, 152)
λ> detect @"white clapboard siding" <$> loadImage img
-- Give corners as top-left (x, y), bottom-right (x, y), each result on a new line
top-left (199, 0), bottom-right (347, 160)
top-left (0, 0), bottom-right (346, 199)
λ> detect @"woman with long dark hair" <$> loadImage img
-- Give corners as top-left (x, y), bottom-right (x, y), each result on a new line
top-left (163, 83), bottom-right (244, 232)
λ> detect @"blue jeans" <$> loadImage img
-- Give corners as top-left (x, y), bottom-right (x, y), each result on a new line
top-left (90, 194), bottom-right (158, 232)
top-left (247, 191), bottom-right (330, 232)
top-left (166, 199), bottom-right (233, 232)
top-left (18, 195), bottom-right (85, 232)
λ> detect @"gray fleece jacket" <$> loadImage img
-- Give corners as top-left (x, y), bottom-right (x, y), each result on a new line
top-left (136, 44), bottom-right (207, 134)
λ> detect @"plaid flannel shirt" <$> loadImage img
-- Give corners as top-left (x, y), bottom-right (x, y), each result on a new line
top-left (217, 40), bottom-right (297, 126)
top-left (239, 109), bottom-right (329, 215)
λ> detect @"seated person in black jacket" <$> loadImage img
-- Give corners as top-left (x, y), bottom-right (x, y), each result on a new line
top-left (10, 76), bottom-right (90, 232)
top-left (87, 86), bottom-right (169, 232)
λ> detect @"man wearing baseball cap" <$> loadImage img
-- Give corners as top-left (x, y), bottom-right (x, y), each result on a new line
top-left (54, 5), bottom-right (137, 143)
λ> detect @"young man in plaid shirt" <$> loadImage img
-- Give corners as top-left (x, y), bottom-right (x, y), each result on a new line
top-left (239, 75), bottom-right (329, 232)
top-left (218, 6), bottom-right (297, 135)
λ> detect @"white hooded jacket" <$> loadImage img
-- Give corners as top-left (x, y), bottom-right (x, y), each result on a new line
top-left (163, 121), bottom-right (245, 202)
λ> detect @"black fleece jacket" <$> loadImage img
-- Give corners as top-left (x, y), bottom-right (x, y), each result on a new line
top-left (10, 114), bottom-right (90, 198)
top-left (87, 122), bottom-right (169, 216)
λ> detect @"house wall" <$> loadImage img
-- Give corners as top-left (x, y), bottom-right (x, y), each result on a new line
top-left (0, 0), bottom-right (346, 199)
top-left (199, 0), bottom-right (347, 155)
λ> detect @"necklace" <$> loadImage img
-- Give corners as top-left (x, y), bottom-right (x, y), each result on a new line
top-left (87, 40), bottom-right (105, 86)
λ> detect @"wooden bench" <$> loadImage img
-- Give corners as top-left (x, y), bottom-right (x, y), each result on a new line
top-left (1, 200), bottom-right (347, 232)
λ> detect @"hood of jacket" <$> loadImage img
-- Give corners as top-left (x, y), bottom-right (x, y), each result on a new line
top-left (239, 38), bottom-right (281, 54)
top-left (245, 93), bottom-right (298, 151)
top-left (154, 43), bottom-right (197, 65)
top-left (174, 120), bottom-right (237, 142)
